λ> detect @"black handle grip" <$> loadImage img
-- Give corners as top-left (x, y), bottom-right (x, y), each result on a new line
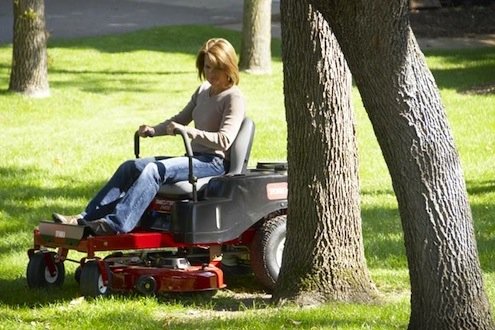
top-left (173, 127), bottom-right (194, 158)
top-left (173, 128), bottom-right (197, 201)
top-left (134, 131), bottom-right (140, 159)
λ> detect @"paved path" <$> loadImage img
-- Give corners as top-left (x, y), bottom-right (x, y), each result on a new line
top-left (0, 0), bottom-right (254, 44)
top-left (1, 0), bottom-right (493, 50)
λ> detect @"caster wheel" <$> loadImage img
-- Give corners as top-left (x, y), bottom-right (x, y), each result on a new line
top-left (74, 266), bottom-right (81, 283)
top-left (27, 251), bottom-right (65, 288)
top-left (80, 260), bottom-right (111, 297)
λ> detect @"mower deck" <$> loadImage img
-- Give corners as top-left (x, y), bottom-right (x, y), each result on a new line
top-left (29, 222), bottom-right (227, 295)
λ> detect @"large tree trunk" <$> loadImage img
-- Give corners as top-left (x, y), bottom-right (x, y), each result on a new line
top-left (273, 0), bottom-right (376, 305)
top-left (9, 0), bottom-right (50, 97)
top-left (311, 0), bottom-right (493, 328)
top-left (239, 0), bottom-right (272, 74)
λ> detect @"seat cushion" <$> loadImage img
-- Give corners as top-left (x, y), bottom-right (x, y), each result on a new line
top-left (158, 176), bottom-right (213, 197)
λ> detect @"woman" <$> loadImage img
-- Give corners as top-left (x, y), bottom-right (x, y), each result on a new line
top-left (53, 38), bottom-right (245, 235)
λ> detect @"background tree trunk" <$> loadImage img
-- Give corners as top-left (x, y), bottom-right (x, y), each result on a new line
top-left (239, 0), bottom-right (272, 74)
top-left (273, 0), bottom-right (376, 305)
top-left (9, 0), bottom-right (50, 97)
top-left (311, 0), bottom-right (493, 328)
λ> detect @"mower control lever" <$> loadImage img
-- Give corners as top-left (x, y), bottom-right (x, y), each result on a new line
top-left (172, 128), bottom-right (193, 159)
top-left (133, 128), bottom-right (198, 202)
top-left (134, 131), bottom-right (141, 159)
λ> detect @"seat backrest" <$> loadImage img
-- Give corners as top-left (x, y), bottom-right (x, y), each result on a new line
top-left (156, 117), bottom-right (255, 198)
top-left (226, 117), bottom-right (255, 175)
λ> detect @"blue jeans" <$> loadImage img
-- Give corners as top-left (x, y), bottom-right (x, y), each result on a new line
top-left (80, 154), bottom-right (226, 233)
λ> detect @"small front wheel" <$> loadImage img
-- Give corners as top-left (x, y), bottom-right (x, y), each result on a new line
top-left (27, 251), bottom-right (65, 288)
top-left (79, 260), bottom-right (111, 297)
top-left (74, 265), bottom-right (81, 283)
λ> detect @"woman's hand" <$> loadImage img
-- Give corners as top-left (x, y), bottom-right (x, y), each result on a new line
top-left (165, 121), bottom-right (185, 135)
top-left (138, 125), bottom-right (155, 138)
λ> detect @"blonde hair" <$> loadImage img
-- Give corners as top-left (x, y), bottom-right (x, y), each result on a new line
top-left (196, 38), bottom-right (240, 86)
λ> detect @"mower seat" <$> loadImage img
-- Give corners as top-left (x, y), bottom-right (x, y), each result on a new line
top-left (157, 117), bottom-right (255, 198)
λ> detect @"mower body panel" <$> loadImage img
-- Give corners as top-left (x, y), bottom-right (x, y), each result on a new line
top-left (171, 171), bottom-right (287, 244)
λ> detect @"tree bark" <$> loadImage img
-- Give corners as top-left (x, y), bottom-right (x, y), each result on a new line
top-left (239, 0), bottom-right (272, 74)
top-left (9, 0), bottom-right (50, 97)
top-left (311, 0), bottom-right (493, 328)
top-left (273, 0), bottom-right (376, 305)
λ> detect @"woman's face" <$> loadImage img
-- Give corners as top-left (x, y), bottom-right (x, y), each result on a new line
top-left (204, 55), bottom-right (230, 91)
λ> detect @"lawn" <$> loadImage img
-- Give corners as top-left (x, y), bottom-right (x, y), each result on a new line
top-left (0, 25), bottom-right (494, 329)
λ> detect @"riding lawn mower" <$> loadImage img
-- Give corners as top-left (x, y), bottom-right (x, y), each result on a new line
top-left (26, 118), bottom-right (288, 297)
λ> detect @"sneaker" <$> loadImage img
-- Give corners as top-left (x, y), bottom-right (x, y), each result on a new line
top-left (85, 218), bottom-right (117, 236)
top-left (52, 213), bottom-right (83, 225)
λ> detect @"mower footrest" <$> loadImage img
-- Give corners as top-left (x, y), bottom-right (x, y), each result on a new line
top-left (37, 221), bottom-right (88, 247)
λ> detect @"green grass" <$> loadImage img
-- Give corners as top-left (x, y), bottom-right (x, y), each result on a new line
top-left (0, 25), bottom-right (494, 329)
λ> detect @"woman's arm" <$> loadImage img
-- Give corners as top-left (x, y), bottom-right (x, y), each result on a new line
top-left (182, 93), bottom-right (245, 151)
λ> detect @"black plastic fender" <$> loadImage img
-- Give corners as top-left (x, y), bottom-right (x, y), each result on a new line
top-left (171, 172), bottom-right (287, 244)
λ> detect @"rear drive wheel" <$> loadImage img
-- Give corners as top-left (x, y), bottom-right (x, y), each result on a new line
top-left (27, 251), bottom-right (65, 288)
top-left (250, 214), bottom-right (286, 290)
top-left (80, 260), bottom-right (111, 297)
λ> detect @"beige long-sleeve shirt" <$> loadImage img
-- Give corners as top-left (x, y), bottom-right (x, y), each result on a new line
top-left (154, 82), bottom-right (245, 160)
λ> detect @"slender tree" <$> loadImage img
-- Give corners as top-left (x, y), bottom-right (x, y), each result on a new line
top-left (273, 0), bottom-right (376, 305)
top-left (239, 0), bottom-right (272, 74)
top-left (310, 0), bottom-right (493, 328)
top-left (9, 0), bottom-right (50, 97)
